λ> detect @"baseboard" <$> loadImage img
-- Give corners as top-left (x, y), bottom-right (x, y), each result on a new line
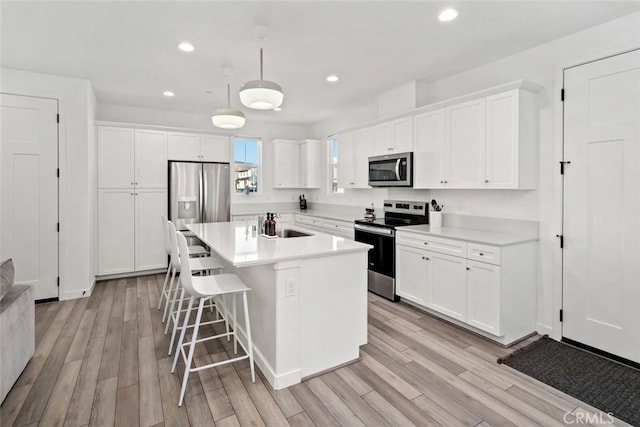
top-left (536, 322), bottom-right (553, 336)
top-left (59, 278), bottom-right (96, 301)
top-left (96, 269), bottom-right (166, 281)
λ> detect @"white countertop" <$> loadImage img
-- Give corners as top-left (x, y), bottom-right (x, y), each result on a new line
top-left (397, 224), bottom-right (538, 246)
top-left (187, 222), bottom-right (371, 267)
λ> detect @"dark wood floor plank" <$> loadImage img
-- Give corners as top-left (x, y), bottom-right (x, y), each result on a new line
top-left (138, 336), bottom-right (164, 427)
top-left (118, 320), bottom-right (139, 388)
top-left (259, 370), bottom-right (304, 418)
top-left (124, 287), bottom-right (137, 322)
top-left (146, 275), bottom-right (161, 313)
top-left (64, 335), bottom-right (107, 427)
top-left (115, 384), bottom-right (140, 427)
top-left (86, 279), bottom-right (106, 310)
top-left (89, 376), bottom-right (118, 427)
top-left (65, 308), bottom-right (98, 363)
top-left (286, 411), bottom-right (315, 427)
top-left (236, 366), bottom-right (289, 426)
top-left (156, 357), bottom-right (191, 427)
top-left (216, 362), bottom-right (266, 427)
top-left (0, 383), bottom-right (32, 427)
top-left (334, 366), bottom-right (373, 396)
top-left (39, 359), bottom-right (82, 427)
top-left (136, 276), bottom-right (154, 338)
top-left (289, 383), bottom-right (340, 427)
top-left (14, 334), bottom-right (74, 425)
top-left (90, 281), bottom-right (115, 339)
top-left (506, 385), bottom-right (574, 422)
top-left (215, 414), bottom-right (242, 427)
top-left (98, 314), bottom-right (124, 381)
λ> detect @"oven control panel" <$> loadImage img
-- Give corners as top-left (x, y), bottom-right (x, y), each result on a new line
top-left (383, 200), bottom-right (428, 216)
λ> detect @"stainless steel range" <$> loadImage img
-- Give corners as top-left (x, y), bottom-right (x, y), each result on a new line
top-left (354, 200), bottom-right (428, 301)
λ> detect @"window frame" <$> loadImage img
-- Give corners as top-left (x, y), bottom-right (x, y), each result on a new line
top-left (328, 135), bottom-right (344, 194)
top-left (232, 136), bottom-right (262, 196)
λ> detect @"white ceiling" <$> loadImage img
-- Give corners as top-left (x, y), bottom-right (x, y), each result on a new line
top-left (2, 1), bottom-right (639, 125)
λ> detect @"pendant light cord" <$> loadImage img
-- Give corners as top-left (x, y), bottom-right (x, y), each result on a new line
top-left (260, 47), bottom-right (264, 80)
top-left (226, 83), bottom-right (231, 108)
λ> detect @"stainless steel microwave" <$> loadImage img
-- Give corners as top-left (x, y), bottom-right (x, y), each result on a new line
top-left (368, 152), bottom-right (413, 187)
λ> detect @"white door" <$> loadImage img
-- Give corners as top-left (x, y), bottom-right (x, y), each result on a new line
top-left (466, 260), bottom-right (502, 336)
top-left (167, 132), bottom-right (200, 161)
top-left (200, 135), bottom-right (230, 162)
top-left (485, 91), bottom-right (517, 188)
top-left (0, 94), bottom-right (58, 299)
top-left (134, 189), bottom-right (167, 271)
top-left (414, 109), bottom-right (446, 188)
top-left (446, 99), bottom-right (485, 188)
top-left (98, 127), bottom-right (134, 189)
top-left (427, 251), bottom-right (467, 322)
top-left (98, 189), bottom-right (135, 275)
top-left (563, 49), bottom-right (640, 363)
top-left (396, 245), bottom-right (429, 306)
top-left (134, 129), bottom-right (167, 188)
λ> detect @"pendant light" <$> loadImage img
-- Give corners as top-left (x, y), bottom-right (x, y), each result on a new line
top-left (212, 69), bottom-right (246, 129)
top-left (239, 26), bottom-right (284, 110)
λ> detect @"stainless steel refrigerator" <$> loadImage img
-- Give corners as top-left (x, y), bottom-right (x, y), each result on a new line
top-left (169, 162), bottom-right (231, 233)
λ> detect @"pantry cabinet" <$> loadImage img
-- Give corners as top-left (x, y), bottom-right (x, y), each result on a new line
top-left (97, 125), bottom-right (169, 276)
top-left (395, 229), bottom-right (536, 345)
top-left (168, 132), bottom-right (229, 162)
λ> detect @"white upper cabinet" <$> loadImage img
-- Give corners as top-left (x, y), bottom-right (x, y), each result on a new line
top-left (200, 134), bottom-right (230, 162)
top-left (446, 98), bottom-right (485, 188)
top-left (372, 116), bottom-right (413, 155)
top-left (99, 126), bottom-right (167, 189)
top-left (98, 127), bottom-right (134, 188)
top-left (413, 109), bottom-right (446, 188)
top-left (271, 139), bottom-right (322, 189)
top-left (300, 139), bottom-right (323, 188)
top-left (354, 127), bottom-right (374, 188)
top-left (337, 132), bottom-right (357, 189)
top-left (414, 86), bottom-right (538, 189)
top-left (168, 132), bottom-right (230, 162)
top-left (272, 140), bottom-right (301, 188)
top-left (134, 129), bottom-right (167, 188)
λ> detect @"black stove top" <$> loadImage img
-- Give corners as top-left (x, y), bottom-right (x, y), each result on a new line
top-left (354, 199), bottom-right (429, 230)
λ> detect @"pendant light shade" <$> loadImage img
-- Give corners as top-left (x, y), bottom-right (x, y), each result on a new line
top-left (240, 47), bottom-right (284, 110)
top-left (212, 83), bottom-right (245, 129)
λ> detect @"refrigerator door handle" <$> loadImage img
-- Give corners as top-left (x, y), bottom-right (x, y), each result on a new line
top-left (199, 166), bottom-right (204, 223)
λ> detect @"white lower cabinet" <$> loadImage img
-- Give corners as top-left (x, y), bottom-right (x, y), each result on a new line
top-left (428, 252), bottom-right (468, 322)
top-left (295, 214), bottom-right (354, 240)
top-left (98, 188), bottom-right (168, 275)
top-left (466, 260), bottom-right (501, 336)
top-left (396, 230), bottom-right (536, 345)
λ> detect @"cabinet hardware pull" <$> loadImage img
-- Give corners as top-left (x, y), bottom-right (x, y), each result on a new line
top-left (479, 253), bottom-right (484, 256)
top-left (485, 179), bottom-right (489, 183)
top-left (424, 242), bottom-right (428, 245)
top-left (466, 267), bottom-right (470, 270)
top-left (440, 180), bottom-right (443, 184)
top-left (444, 180), bottom-right (448, 184)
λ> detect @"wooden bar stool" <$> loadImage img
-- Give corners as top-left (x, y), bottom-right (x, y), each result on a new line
top-left (171, 232), bottom-right (255, 407)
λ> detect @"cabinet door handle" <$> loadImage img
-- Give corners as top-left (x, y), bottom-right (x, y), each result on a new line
top-left (478, 252), bottom-right (484, 256)
top-left (134, 182), bottom-right (138, 185)
top-left (444, 180), bottom-right (448, 184)
top-left (423, 242), bottom-right (428, 245)
top-left (466, 267), bottom-right (471, 271)
top-left (485, 179), bottom-right (489, 183)
top-left (422, 256), bottom-right (430, 261)
top-left (131, 182), bottom-right (134, 185)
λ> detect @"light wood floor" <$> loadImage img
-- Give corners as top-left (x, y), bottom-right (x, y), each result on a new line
top-left (0, 274), bottom-right (631, 427)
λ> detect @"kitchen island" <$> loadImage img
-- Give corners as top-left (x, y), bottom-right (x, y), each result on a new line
top-left (187, 222), bottom-right (371, 389)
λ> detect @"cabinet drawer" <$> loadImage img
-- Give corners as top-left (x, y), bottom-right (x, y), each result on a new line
top-left (396, 232), bottom-right (466, 257)
top-left (467, 243), bottom-right (501, 265)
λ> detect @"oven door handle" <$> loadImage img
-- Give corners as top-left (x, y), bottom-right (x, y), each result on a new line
top-left (354, 224), bottom-right (395, 236)
top-left (395, 159), bottom-right (402, 181)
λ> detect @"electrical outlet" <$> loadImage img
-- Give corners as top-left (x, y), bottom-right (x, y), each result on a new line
top-left (285, 281), bottom-right (295, 297)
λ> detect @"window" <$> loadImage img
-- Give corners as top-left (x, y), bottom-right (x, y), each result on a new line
top-left (233, 137), bottom-right (261, 194)
top-left (329, 136), bottom-right (343, 193)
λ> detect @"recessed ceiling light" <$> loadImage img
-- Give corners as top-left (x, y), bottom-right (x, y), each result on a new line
top-left (439, 8), bottom-right (458, 22)
top-left (273, 107), bottom-right (282, 111)
top-left (163, 91), bottom-right (175, 97)
top-left (326, 75), bottom-right (339, 83)
top-left (178, 42), bottom-right (194, 52)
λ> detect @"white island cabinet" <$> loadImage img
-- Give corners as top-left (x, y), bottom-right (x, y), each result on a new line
top-left (187, 222), bottom-right (371, 389)
top-left (396, 226), bottom-right (537, 345)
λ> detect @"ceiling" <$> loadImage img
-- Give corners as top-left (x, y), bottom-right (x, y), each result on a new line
top-left (2, 1), bottom-right (639, 125)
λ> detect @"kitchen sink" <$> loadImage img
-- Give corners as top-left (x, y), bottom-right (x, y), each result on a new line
top-left (278, 229), bottom-right (312, 238)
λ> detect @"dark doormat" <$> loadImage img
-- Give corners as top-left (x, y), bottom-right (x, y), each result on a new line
top-left (498, 336), bottom-right (640, 426)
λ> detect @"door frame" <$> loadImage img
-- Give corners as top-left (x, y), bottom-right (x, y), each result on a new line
top-left (551, 42), bottom-right (640, 341)
top-left (0, 92), bottom-right (60, 300)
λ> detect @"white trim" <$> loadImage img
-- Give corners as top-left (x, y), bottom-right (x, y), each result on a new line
top-left (95, 120), bottom-right (233, 136)
top-left (536, 322), bottom-right (553, 336)
top-left (552, 42), bottom-right (640, 341)
top-left (60, 277), bottom-right (95, 301)
top-left (96, 268), bottom-right (166, 281)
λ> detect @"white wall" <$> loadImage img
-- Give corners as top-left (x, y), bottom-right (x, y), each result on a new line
top-left (307, 11), bottom-right (640, 337)
top-left (1, 68), bottom-right (97, 300)
top-left (96, 104), bottom-right (310, 205)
